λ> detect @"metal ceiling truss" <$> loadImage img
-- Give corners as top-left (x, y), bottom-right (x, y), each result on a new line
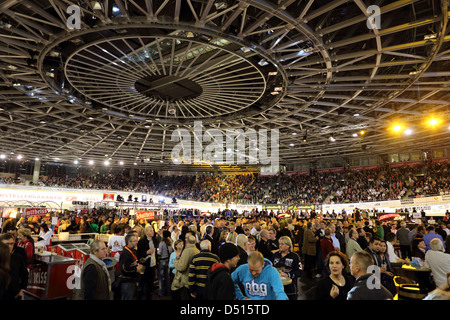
top-left (0, 0), bottom-right (449, 172)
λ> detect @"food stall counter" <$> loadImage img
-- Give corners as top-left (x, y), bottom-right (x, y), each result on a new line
top-left (26, 254), bottom-right (78, 300)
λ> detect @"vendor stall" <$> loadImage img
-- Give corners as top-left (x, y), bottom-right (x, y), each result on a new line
top-left (26, 254), bottom-right (78, 300)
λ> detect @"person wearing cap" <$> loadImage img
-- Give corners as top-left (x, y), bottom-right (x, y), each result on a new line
top-left (205, 242), bottom-right (240, 300)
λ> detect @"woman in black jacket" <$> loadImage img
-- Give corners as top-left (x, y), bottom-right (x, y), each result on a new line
top-left (136, 224), bottom-right (160, 300)
top-left (272, 236), bottom-right (302, 300)
top-left (315, 251), bottom-right (354, 300)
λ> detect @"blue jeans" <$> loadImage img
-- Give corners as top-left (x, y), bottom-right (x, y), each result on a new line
top-left (158, 260), bottom-right (170, 296)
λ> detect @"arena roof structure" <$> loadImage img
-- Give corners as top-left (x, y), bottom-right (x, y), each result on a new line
top-left (0, 0), bottom-right (449, 171)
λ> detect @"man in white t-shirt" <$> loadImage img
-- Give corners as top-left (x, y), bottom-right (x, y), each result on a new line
top-left (107, 227), bottom-right (125, 261)
top-left (386, 232), bottom-right (404, 263)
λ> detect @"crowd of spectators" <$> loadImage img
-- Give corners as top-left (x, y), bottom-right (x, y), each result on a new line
top-left (0, 162), bottom-right (448, 206)
top-left (2, 207), bottom-right (449, 300)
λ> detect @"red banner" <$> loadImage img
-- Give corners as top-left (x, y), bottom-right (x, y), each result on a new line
top-left (317, 167), bottom-right (344, 173)
top-left (24, 208), bottom-right (47, 217)
top-left (136, 211), bottom-right (155, 220)
top-left (103, 193), bottom-right (115, 201)
top-left (389, 161), bottom-right (422, 168)
top-left (432, 157), bottom-right (450, 164)
top-left (286, 170), bottom-right (309, 175)
top-left (350, 165), bottom-right (380, 171)
top-left (379, 213), bottom-right (398, 221)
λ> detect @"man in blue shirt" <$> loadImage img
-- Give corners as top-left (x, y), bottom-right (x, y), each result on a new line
top-left (231, 251), bottom-right (288, 300)
top-left (423, 225), bottom-right (445, 251)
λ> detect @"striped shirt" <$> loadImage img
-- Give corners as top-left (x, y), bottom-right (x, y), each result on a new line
top-left (188, 250), bottom-right (219, 298)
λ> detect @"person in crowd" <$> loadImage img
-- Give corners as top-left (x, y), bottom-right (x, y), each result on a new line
top-left (136, 224), bottom-right (158, 300)
top-left (335, 225), bottom-right (346, 254)
top-left (0, 233), bottom-right (28, 300)
top-left (107, 226), bottom-right (125, 262)
top-left (302, 222), bottom-right (318, 279)
top-left (232, 251), bottom-right (288, 300)
top-left (247, 235), bottom-right (257, 255)
top-left (365, 235), bottom-right (382, 267)
top-left (116, 233), bottom-right (143, 300)
top-left (100, 218), bottom-right (111, 234)
top-left (80, 240), bottom-right (111, 300)
top-left (397, 222), bottom-right (411, 259)
top-left (356, 228), bottom-right (368, 250)
top-left (171, 234), bottom-right (199, 300)
top-left (329, 224), bottom-right (341, 252)
top-left (0, 242), bottom-right (11, 299)
top-left (38, 223), bottom-right (53, 248)
top-left (17, 228), bottom-right (34, 266)
top-left (425, 238), bottom-right (450, 287)
top-left (157, 230), bottom-right (173, 297)
top-left (203, 225), bottom-right (218, 255)
top-left (423, 271), bottom-right (450, 300)
top-left (424, 225), bottom-right (445, 251)
top-left (320, 228), bottom-right (335, 276)
top-left (347, 250), bottom-right (393, 300)
top-left (436, 223), bottom-right (448, 241)
top-left (257, 229), bottom-right (273, 261)
top-left (227, 222), bottom-right (238, 244)
top-left (272, 236), bottom-right (302, 300)
top-left (236, 234), bottom-right (249, 267)
top-left (408, 224), bottom-right (419, 244)
top-left (374, 220), bottom-right (384, 240)
top-left (378, 239), bottom-right (397, 297)
top-left (218, 230), bottom-right (229, 248)
top-left (385, 232), bottom-right (403, 263)
top-left (315, 251), bottom-right (354, 300)
top-left (188, 239), bottom-right (219, 300)
top-left (268, 227), bottom-right (279, 254)
top-left (346, 228), bottom-right (363, 260)
top-left (411, 237), bottom-right (426, 262)
top-left (205, 242), bottom-right (240, 300)
top-left (109, 217), bottom-right (120, 235)
top-left (446, 233), bottom-right (450, 254)
top-left (77, 217), bottom-right (90, 234)
top-left (169, 239), bottom-right (184, 289)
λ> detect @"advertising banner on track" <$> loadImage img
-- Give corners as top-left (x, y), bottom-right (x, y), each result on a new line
top-left (24, 208), bottom-right (47, 217)
top-left (102, 193), bottom-right (115, 201)
top-left (136, 210), bottom-right (155, 220)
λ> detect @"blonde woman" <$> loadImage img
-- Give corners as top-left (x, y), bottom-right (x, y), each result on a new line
top-left (272, 236), bottom-right (302, 300)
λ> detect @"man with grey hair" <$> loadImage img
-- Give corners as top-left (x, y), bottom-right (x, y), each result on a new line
top-left (425, 238), bottom-right (450, 287)
top-left (188, 239), bottom-right (219, 300)
top-left (80, 240), bottom-right (111, 300)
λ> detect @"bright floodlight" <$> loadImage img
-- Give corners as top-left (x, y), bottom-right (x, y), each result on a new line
top-left (427, 118), bottom-right (439, 127)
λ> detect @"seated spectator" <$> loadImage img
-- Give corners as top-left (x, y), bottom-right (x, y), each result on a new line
top-left (347, 251), bottom-right (393, 300)
top-left (425, 238), bottom-right (450, 287)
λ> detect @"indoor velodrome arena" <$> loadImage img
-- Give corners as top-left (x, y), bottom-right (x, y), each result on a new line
top-left (0, 0), bottom-right (449, 312)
